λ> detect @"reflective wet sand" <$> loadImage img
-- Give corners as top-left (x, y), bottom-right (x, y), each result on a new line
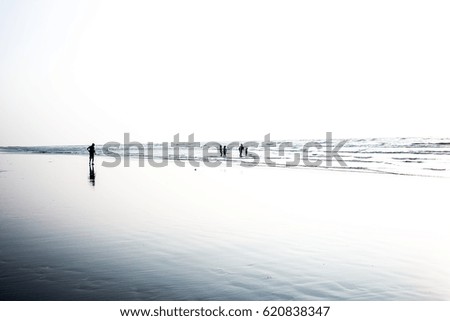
top-left (0, 153), bottom-right (449, 300)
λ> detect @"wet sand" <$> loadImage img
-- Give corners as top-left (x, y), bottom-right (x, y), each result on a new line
top-left (0, 153), bottom-right (449, 300)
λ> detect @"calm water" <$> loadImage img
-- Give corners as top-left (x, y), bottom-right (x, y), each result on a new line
top-left (0, 153), bottom-right (449, 300)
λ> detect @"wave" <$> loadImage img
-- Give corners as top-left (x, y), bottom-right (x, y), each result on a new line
top-left (1, 137), bottom-right (449, 177)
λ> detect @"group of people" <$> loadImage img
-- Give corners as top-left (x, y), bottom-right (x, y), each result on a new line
top-left (218, 144), bottom-right (248, 158)
top-left (86, 142), bottom-right (251, 165)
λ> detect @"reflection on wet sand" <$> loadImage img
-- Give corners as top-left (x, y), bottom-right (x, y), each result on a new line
top-left (89, 164), bottom-right (95, 186)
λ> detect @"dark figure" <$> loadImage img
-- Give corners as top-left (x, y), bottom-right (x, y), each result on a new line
top-left (239, 144), bottom-right (244, 158)
top-left (245, 147), bottom-right (248, 157)
top-left (219, 145), bottom-right (223, 157)
top-left (87, 143), bottom-right (96, 165)
top-left (223, 145), bottom-right (227, 157)
top-left (89, 164), bottom-right (96, 186)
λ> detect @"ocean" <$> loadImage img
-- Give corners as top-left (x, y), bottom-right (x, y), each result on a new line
top-left (1, 137), bottom-right (450, 177)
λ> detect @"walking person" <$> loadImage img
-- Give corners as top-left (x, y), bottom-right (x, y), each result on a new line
top-left (219, 144), bottom-right (223, 157)
top-left (239, 143), bottom-right (244, 158)
top-left (223, 145), bottom-right (227, 157)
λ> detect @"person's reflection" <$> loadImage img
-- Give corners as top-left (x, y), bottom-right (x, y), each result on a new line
top-left (89, 164), bottom-right (96, 186)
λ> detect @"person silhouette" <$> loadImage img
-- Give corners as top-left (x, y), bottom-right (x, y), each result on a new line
top-left (245, 147), bottom-right (248, 157)
top-left (89, 164), bottom-right (96, 186)
top-left (223, 145), bottom-right (227, 157)
top-left (87, 143), bottom-right (96, 165)
top-left (219, 144), bottom-right (223, 157)
top-left (239, 144), bottom-right (244, 158)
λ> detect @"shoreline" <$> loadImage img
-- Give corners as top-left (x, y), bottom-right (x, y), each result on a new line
top-left (1, 150), bottom-right (448, 179)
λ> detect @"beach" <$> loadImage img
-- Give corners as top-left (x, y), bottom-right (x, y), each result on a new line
top-left (0, 152), bottom-right (449, 300)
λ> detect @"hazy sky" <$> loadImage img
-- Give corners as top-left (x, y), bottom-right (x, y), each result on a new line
top-left (1, 0), bottom-right (449, 145)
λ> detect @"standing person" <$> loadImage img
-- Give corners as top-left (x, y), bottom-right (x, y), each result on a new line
top-left (239, 143), bottom-right (244, 158)
top-left (245, 147), bottom-right (248, 157)
top-left (219, 144), bottom-right (223, 157)
top-left (223, 145), bottom-right (227, 157)
top-left (87, 143), bottom-right (96, 165)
